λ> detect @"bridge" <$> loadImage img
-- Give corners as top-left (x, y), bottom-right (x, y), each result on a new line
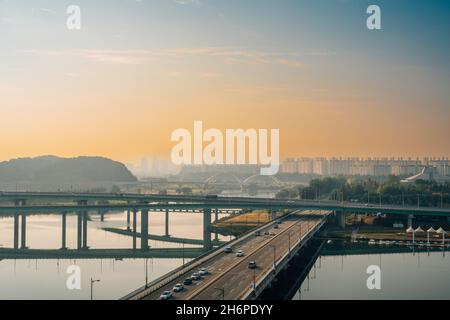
top-left (122, 210), bottom-right (330, 300)
top-left (1, 191), bottom-right (449, 253)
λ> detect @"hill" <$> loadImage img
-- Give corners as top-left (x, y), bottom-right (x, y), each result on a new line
top-left (0, 156), bottom-right (137, 185)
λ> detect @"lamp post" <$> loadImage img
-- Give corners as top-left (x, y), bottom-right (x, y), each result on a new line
top-left (90, 278), bottom-right (100, 300)
top-left (145, 258), bottom-right (149, 288)
top-left (288, 232), bottom-right (291, 254)
top-left (252, 268), bottom-right (256, 291)
top-left (269, 245), bottom-right (276, 270)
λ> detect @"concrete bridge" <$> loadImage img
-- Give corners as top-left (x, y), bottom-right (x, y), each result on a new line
top-left (123, 210), bottom-right (331, 300)
top-left (0, 192), bottom-right (449, 254)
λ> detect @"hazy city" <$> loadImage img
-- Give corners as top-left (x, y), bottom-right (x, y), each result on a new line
top-left (0, 0), bottom-right (449, 312)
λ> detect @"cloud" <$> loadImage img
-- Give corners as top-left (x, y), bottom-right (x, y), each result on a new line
top-left (174, 0), bottom-right (201, 5)
top-left (18, 47), bottom-right (305, 68)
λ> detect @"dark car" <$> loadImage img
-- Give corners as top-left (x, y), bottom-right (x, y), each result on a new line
top-left (183, 278), bottom-right (193, 285)
top-left (248, 261), bottom-right (257, 269)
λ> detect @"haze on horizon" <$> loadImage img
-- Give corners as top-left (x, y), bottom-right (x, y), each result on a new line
top-left (1, 0), bottom-right (449, 164)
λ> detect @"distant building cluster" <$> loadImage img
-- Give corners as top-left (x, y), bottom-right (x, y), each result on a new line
top-left (281, 157), bottom-right (450, 177)
top-left (126, 158), bottom-right (180, 178)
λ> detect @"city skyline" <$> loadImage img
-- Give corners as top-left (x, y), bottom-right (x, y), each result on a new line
top-left (1, 0), bottom-right (449, 163)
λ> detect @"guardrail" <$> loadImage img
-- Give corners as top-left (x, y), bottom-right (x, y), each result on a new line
top-left (121, 210), bottom-right (300, 300)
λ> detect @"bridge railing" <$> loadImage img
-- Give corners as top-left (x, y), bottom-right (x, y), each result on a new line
top-left (121, 210), bottom-right (300, 300)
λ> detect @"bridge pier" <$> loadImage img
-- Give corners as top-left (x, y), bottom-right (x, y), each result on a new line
top-left (126, 209), bottom-right (131, 231)
top-left (21, 210), bottom-right (27, 249)
top-left (75, 200), bottom-right (88, 250)
top-left (165, 209), bottom-right (170, 237)
top-left (61, 212), bottom-right (67, 250)
top-left (82, 211), bottom-right (88, 249)
top-left (13, 212), bottom-right (19, 249)
top-left (336, 211), bottom-right (346, 229)
top-left (77, 213), bottom-right (82, 249)
top-left (203, 208), bottom-right (212, 251)
top-left (141, 209), bottom-right (149, 251)
top-left (132, 209), bottom-right (137, 250)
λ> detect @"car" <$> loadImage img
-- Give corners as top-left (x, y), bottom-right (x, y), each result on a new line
top-left (255, 231), bottom-right (261, 236)
top-left (199, 268), bottom-right (208, 276)
top-left (183, 278), bottom-right (193, 286)
top-left (224, 246), bottom-right (233, 253)
top-left (274, 224), bottom-right (279, 229)
top-left (160, 291), bottom-right (173, 300)
top-left (264, 231), bottom-right (270, 236)
top-left (269, 232), bottom-right (276, 236)
top-left (173, 284), bottom-right (184, 292)
top-left (248, 261), bottom-right (257, 269)
top-left (236, 250), bottom-right (244, 257)
top-left (191, 273), bottom-right (201, 281)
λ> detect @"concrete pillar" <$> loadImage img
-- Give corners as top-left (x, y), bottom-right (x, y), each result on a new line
top-left (20, 210), bottom-right (27, 249)
top-left (141, 209), bottom-right (149, 251)
top-left (61, 212), bottom-right (67, 250)
top-left (13, 212), bottom-right (19, 249)
top-left (215, 208), bottom-right (219, 222)
top-left (336, 211), bottom-right (346, 229)
top-left (165, 209), bottom-right (169, 237)
top-left (77, 213), bottom-right (82, 250)
top-left (203, 208), bottom-right (212, 251)
top-left (127, 209), bottom-right (131, 231)
top-left (82, 211), bottom-right (88, 249)
top-left (132, 209), bottom-right (137, 250)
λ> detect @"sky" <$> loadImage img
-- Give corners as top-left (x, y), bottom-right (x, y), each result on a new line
top-left (0, 0), bottom-right (449, 163)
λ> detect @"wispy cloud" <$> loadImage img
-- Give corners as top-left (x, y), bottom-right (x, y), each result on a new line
top-left (174, 0), bottom-right (201, 5)
top-left (18, 47), bottom-right (305, 68)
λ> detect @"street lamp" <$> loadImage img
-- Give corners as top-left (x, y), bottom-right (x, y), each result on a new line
top-left (288, 232), bottom-right (291, 254)
top-left (90, 277), bottom-right (100, 300)
top-left (269, 245), bottom-right (276, 269)
top-left (145, 258), bottom-right (149, 288)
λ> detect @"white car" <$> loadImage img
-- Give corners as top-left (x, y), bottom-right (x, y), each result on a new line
top-left (191, 273), bottom-right (201, 281)
top-left (173, 284), bottom-right (184, 292)
top-left (160, 291), bottom-right (173, 300)
top-left (199, 268), bottom-right (208, 276)
top-left (236, 250), bottom-right (244, 257)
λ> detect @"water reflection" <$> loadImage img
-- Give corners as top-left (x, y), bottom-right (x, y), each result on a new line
top-left (293, 241), bottom-right (450, 300)
top-left (0, 211), bottom-right (230, 299)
